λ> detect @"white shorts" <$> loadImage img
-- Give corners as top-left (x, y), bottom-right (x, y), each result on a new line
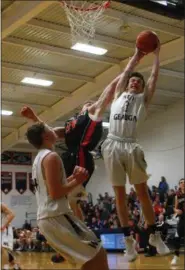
top-left (1, 226), bottom-right (13, 251)
top-left (38, 213), bottom-right (101, 266)
top-left (102, 137), bottom-right (149, 186)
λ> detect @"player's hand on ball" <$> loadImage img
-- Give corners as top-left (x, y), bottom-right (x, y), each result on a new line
top-left (20, 106), bottom-right (36, 120)
top-left (135, 47), bottom-right (146, 62)
top-left (73, 166), bottom-right (89, 184)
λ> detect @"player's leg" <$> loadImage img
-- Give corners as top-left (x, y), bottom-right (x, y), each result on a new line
top-left (134, 183), bottom-right (155, 226)
top-left (2, 248), bottom-right (9, 269)
top-left (130, 146), bottom-right (170, 255)
top-left (38, 214), bottom-right (109, 270)
top-left (113, 186), bottom-right (129, 227)
top-left (171, 217), bottom-right (184, 265)
top-left (102, 139), bottom-right (137, 262)
top-left (8, 251), bottom-right (21, 270)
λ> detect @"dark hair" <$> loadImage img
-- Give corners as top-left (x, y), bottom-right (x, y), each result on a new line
top-left (26, 122), bottom-right (46, 149)
top-left (179, 178), bottom-right (185, 184)
top-left (126, 72), bottom-right (145, 89)
top-left (161, 176), bottom-right (166, 182)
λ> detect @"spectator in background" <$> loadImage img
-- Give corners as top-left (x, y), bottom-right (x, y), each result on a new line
top-left (36, 229), bottom-right (49, 252)
top-left (165, 189), bottom-right (175, 217)
top-left (153, 200), bottom-right (165, 217)
top-left (22, 220), bottom-right (31, 231)
top-left (110, 219), bottom-right (119, 229)
top-left (171, 178), bottom-right (185, 266)
top-left (132, 207), bottom-right (140, 223)
top-left (158, 177), bottom-right (169, 203)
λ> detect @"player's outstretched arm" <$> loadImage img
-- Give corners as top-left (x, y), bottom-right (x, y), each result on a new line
top-left (114, 48), bottom-right (145, 100)
top-left (144, 42), bottom-right (160, 107)
top-left (87, 48), bottom-right (145, 120)
top-left (21, 106), bottom-right (65, 139)
top-left (1, 203), bottom-right (15, 231)
top-left (43, 152), bottom-right (89, 199)
top-left (87, 74), bottom-right (122, 120)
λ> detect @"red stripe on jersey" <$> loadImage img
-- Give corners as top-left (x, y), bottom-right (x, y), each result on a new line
top-left (78, 120), bottom-right (97, 168)
top-left (81, 120), bottom-right (97, 147)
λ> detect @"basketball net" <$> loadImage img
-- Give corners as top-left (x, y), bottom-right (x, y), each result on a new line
top-left (61, 1), bottom-right (110, 45)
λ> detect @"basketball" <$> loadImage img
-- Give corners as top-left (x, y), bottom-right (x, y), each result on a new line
top-left (136, 31), bottom-right (159, 54)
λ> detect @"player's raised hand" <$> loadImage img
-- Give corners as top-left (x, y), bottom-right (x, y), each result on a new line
top-left (154, 39), bottom-right (160, 55)
top-left (73, 166), bottom-right (89, 184)
top-left (20, 106), bottom-right (36, 120)
top-left (133, 47), bottom-right (146, 64)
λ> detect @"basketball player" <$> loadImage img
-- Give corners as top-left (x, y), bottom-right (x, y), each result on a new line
top-left (21, 73), bottom-right (122, 221)
top-left (171, 178), bottom-right (184, 265)
top-left (102, 42), bottom-right (170, 261)
top-left (21, 74), bottom-right (123, 264)
top-left (25, 122), bottom-right (110, 270)
top-left (1, 203), bottom-right (21, 270)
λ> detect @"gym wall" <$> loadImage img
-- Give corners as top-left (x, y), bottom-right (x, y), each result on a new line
top-left (1, 156), bottom-right (37, 228)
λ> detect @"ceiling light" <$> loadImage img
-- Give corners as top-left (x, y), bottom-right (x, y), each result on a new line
top-left (21, 77), bottom-right (53, 87)
top-left (1, 110), bottom-right (13, 116)
top-left (71, 43), bottom-right (107, 55)
top-left (102, 122), bottom-right (110, 128)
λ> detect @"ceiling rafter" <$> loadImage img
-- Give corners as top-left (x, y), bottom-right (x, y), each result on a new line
top-left (2, 100), bottom-right (49, 110)
top-left (2, 82), bottom-right (70, 98)
top-left (160, 68), bottom-right (184, 79)
top-left (2, 1), bottom-right (55, 39)
top-left (3, 37), bottom-right (120, 65)
top-left (26, 18), bottom-right (135, 49)
top-left (105, 8), bottom-right (184, 37)
top-left (157, 88), bottom-right (184, 98)
top-left (2, 61), bottom-right (95, 83)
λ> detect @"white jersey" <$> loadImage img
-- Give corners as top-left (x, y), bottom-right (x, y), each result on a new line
top-left (32, 149), bottom-right (71, 220)
top-left (109, 92), bottom-right (146, 140)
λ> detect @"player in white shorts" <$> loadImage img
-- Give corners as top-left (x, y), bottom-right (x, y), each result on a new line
top-left (1, 203), bottom-right (21, 270)
top-left (25, 122), bottom-right (110, 270)
top-left (102, 42), bottom-right (170, 261)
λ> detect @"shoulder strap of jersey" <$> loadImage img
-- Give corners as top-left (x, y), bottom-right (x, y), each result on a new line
top-left (33, 149), bottom-right (51, 180)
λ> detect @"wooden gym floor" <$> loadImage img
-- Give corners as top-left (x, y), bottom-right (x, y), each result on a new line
top-left (13, 252), bottom-right (184, 269)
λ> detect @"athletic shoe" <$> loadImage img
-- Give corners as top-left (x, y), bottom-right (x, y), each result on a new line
top-left (149, 232), bottom-right (170, 255)
top-left (124, 235), bottom-right (138, 262)
top-left (171, 255), bottom-right (180, 265)
top-left (13, 264), bottom-right (21, 270)
top-left (51, 254), bottom-right (65, 263)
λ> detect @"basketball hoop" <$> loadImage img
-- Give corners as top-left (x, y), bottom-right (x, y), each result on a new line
top-left (60, 1), bottom-right (111, 45)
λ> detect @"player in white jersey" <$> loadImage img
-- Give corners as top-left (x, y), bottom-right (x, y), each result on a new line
top-left (25, 122), bottom-right (110, 270)
top-left (102, 42), bottom-right (170, 261)
top-left (1, 203), bottom-right (21, 270)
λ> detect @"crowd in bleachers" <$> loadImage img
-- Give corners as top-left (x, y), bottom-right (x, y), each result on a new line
top-left (82, 177), bottom-right (176, 230)
top-left (12, 177), bottom-right (178, 253)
